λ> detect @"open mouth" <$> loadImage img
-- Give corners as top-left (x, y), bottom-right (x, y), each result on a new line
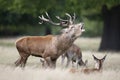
top-left (81, 25), bottom-right (85, 32)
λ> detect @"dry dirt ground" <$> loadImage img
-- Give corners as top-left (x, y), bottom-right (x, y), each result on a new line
top-left (0, 37), bottom-right (120, 80)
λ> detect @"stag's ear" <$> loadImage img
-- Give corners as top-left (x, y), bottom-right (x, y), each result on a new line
top-left (92, 55), bottom-right (99, 61)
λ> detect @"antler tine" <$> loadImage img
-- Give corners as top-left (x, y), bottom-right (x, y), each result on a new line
top-left (38, 15), bottom-right (50, 24)
top-left (72, 13), bottom-right (76, 23)
top-left (38, 16), bottom-right (43, 24)
top-left (42, 15), bottom-right (49, 21)
top-left (38, 21), bottom-right (43, 24)
top-left (45, 12), bottom-right (52, 20)
top-left (56, 16), bottom-right (68, 22)
top-left (65, 13), bottom-right (72, 19)
top-left (65, 13), bottom-right (73, 24)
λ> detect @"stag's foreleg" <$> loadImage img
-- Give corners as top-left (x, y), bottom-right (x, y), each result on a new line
top-left (61, 54), bottom-right (66, 65)
top-left (45, 57), bottom-right (57, 69)
top-left (66, 58), bottom-right (70, 67)
top-left (51, 58), bottom-right (57, 68)
top-left (15, 57), bottom-right (22, 66)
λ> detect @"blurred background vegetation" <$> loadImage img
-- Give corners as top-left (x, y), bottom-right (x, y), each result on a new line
top-left (0, 0), bottom-right (119, 37)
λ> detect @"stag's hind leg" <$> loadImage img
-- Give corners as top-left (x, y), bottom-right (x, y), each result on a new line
top-left (15, 52), bottom-right (30, 68)
top-left (15, 57), bottom-right (22, 66)
top-left (20, 54), bottom-right (30, 68)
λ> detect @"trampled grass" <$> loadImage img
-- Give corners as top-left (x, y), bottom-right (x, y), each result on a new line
top-left (0, 37), bottom-right (120, 80)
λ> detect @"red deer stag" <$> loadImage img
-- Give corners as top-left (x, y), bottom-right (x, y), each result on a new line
top-left (70, 55), bottom-right (107, 73)
top-left (61, 44), bottom-right (87, 68)
top-left (15, 12), bottom-right (85, 68)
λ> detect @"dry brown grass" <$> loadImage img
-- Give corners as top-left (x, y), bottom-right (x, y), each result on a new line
top-left (0, 37), bottom-right (120, 80)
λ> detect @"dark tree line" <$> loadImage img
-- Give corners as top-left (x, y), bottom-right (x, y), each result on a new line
top-left (99, 5), bottom-right (120, 51)
top-left (0, 0), bottom-right (120, 51)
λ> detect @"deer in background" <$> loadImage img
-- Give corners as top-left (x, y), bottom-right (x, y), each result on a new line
top-left (70, 55), bottom-right (107, 73)
top-left (40, 58), bottom-right (48, 68)
top-left (15, 12), bottom-right (85, 68)
top-left (61, 44), bottom-right (87, 68)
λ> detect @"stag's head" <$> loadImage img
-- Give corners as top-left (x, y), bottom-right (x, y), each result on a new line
top-left (62, 22), bottom-right (85, 39)
top-left (39, 12), bottom-right (85, 38)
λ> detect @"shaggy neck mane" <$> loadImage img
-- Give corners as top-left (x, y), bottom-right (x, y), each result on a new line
top-left (56, 33), bottom-right (76, 52)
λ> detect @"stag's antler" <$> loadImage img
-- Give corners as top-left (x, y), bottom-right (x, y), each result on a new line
top-left (39, 12), bottom-right (76, 27)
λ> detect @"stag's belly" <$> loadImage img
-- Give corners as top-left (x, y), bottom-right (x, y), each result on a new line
top-left (27, 45), bottom-right (46, 57)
